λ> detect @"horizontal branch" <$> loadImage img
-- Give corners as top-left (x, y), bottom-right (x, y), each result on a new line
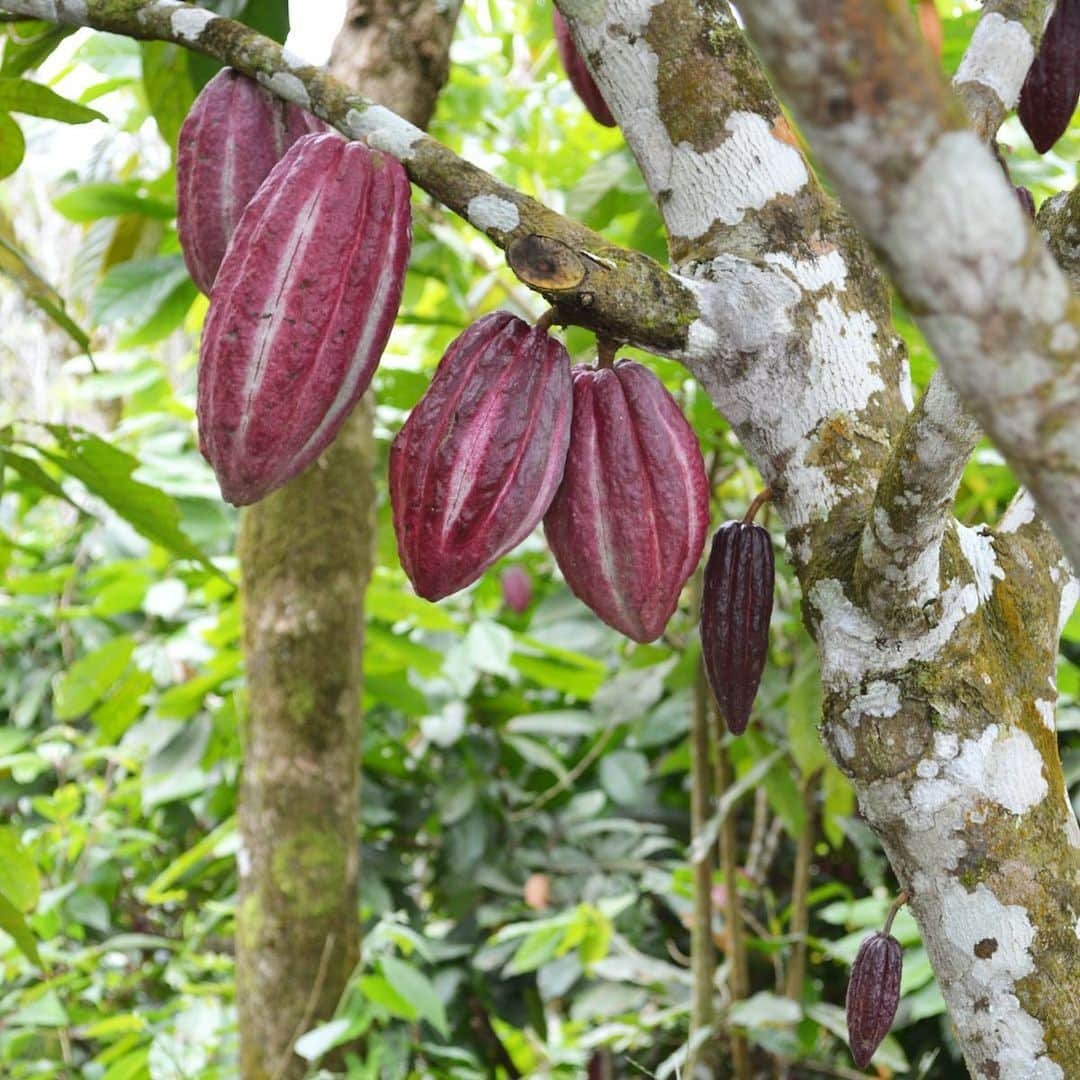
top-left (0, 0), bottom-right (720, 362)
top-left (739, 0), bottom-right (1080, 578)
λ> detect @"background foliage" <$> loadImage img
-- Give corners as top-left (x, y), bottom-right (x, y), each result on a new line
top-left (1, 1), bottom-right (1079, 1077)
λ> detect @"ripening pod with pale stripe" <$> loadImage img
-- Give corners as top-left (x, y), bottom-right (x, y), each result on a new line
top-left (177, 67), bottom-right (328, 295)
top-left (543, 360), bottom-right (709, 643)
top-left (1018, 0), bottom-right (1080, 153)
top-left (700, 518), bottom-right (774, 735)
top-left (846, 930), bottom-right (903, 1069)
top-left (390, 312), bottom-right (573, 601)
top-left (553, 10), bottom-right (616, 127)
top-left (197, 131), bottom-right (412, 506)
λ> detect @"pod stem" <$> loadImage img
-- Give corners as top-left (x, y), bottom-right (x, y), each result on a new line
top-left (743, 487), bottom-right (773, 524)
top-left (534, 307), bottom-right (560, 333)
top-left (597, 336), bottom-right (619, 369)
top-left (883, 890), bottom-right (910, 936)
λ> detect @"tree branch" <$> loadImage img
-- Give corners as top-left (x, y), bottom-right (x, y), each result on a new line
top-left (738, 0), bottom-right (1080, 579)
top-left (1040, 185), bottom-right (1080, 293)
top-left (0, 0), bottom-right (714, 359)
top-left (953, 0), bottom-right (1056, 139)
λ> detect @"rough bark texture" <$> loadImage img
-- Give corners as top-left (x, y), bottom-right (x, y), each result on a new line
top-left (234, 5), bottom-right (460, 1078)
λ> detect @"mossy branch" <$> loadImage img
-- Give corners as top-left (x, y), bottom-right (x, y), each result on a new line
top-left (0, 0), bottom-right (705, 357)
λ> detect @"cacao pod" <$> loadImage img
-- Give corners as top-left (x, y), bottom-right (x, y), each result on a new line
top-left (1018, 0), bottom-right (1080, 153)
top-left (177, 67), bottom-right (327, 294)
top-left (501, 565), bottom-right (534, 613)
top-left (553, 11), bottom-right (617, 128)
top-left (700, 520), bottom-right (774, 735)
top-left (390, 312), bottom-right (573, 600)
top-left (846, 931), bottom-right (903, 1069)
top-left (198, 131), bottom-right (412, 506)
top-left (1015, 185), bottom-right (1036, 219)
top-left (543, 360), bottom-right (709, 643)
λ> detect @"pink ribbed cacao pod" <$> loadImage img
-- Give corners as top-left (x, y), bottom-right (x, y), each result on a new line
top-left (390, 312), bottom-right (573, 601)
top-left (553, 11), bottom-right (616, 127)
top-left (543, 360), bottom-right (709, 643)
top-left (846, 930), bottom-right (903, 1069)
top-left (700, 520), bottom-right (774, 735)
top-left (177, 67), bottom-right (327, 294)
top-left (198, 131), bottom-right (411, 506)
top-left (501, 566), bottom-right (534, 614)
top-left (1018, 0), bottom-right (1080, 153)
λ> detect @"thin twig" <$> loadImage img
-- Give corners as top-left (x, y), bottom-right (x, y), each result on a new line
top-left (784, 769), bottom-right (821, 1001)
top-left (273, 932), bottom-right (336, 1080)
top-left (509, 725), bottom-right (616, 820)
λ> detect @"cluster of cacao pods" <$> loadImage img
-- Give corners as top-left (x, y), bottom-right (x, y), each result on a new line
top-left (178, 69), bottom-right (412, 505)
top-left (845, 897), bottom-right (906, 1069)
top-left (1018, 0), bottom-right (1080, 154)
top-left (389, 320), bottom-right (711, 644)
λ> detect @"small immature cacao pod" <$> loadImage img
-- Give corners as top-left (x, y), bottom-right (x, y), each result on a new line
top-left (543, 360), bottom-right (709, 643)
top-left (198, 131), bottom-right (411, 506)
top-left (846, 931), bottom-right (903, 1070)
top-left (177, 67), bottom-right (327, 294)
top-left (1018, 0), bottom-right (1080, 154)
top-left (390, 312), bottom-right (573, 601)
top-left (1015, 185), bottom-right (1036, 219)
top-left (553, 11), bottom-right (617, 128)
top-left (700, 520), bottom-right (774, 735)
top-left (501, 565), bottom-right (534, 614)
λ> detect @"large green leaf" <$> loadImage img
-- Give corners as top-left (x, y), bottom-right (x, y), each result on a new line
top-left (140, 42), bottom-right (195, 151)
top-left (53, 636), bottom-right (137, 721)
top-left (53, 181), bottom-right (175, 223)
top-left (0, 110), bottom-right (24, 179)
top-left (0, 77), bottom-right (105, 123)
top-left (380, 955), bottom-right (449, 1037)
top-left (0, 890), bottom-right (40, 966)
top-left (0, 827), bottom-right (39, 912)
top-left (34, 427), bottom-right (218, 573)
top-left (1, 22), bottom-right (76, 78)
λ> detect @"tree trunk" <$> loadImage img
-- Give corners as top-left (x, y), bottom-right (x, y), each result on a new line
top-left (235, 5), bottom-right (461, 1077)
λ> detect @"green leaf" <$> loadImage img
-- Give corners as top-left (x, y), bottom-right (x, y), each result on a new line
top-left (53, 636), bottom-right (137, 720)
top-left (1, 449), bottom-right (81, 509)
top-left (380, 955), bottom-right (449, 1037)
top-left (0, 889), bottom-right (40, 965)
top-left (1, 23), bottom-right (76, 78)
top-left (0, 110), bottom-right (24, 179)
top-left (140, 41), bottom-right (195, 151)
top-left (0, 77), bottom-right (105, 123)
top-left (598, 749), bottom-right (649, 805)
top-left (91, 255), bottom-right (190, 326)
top-left (53, 181), bottom-right (175, 223)
top-left (37, 426), bottom-right (218, 572)
top-left (0, 827), bottom-right (39, 912)
top-left (357, 972), bottom-right (418, 1021)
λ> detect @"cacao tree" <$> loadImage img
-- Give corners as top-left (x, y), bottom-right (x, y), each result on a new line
top-left (1, 1), bottom-right (1079, 1078)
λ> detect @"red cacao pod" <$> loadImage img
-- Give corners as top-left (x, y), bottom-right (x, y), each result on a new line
top-left (700, 520), bottom-right (774, 735)
top-left (501, 565), bottom-right (534, 614)
top-left (846, 931), bottom-right (903, 1069)
top-left (177, 67), bottom-right (327, 295)
top-left (390, 312), bottom-right (573, 601)
top-left (1018, 0), bottom-right (1080, 153)
top-left (543, 360), bottom-right (709, 643)
top-left (198, 131), bottom-right (411, 506)
top-left (553, 11), bottom-right (616, 128)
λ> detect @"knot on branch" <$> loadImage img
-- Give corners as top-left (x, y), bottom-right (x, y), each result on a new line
top-left (507, 234), bottom-right (586, 291)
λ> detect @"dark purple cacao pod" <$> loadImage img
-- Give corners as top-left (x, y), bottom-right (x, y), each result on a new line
top-left (177, 67), bottom-right (327, 294)
top-left (543, 360), bottom-right (709, 643)
top-left (553, 11), bottom-right (617, 127)
top-left (846, 931), bottom-right (903, 1069)
top-left (198, 131), bottom-right (411, 506)
top-left (501, 566), bottom-right (534, 614)
top-left (700, 521), bottom-right (774, 735)
top-left (1018, 0), bottom-right (1080, 153)
top-left (390, 312), bottom-right (573, 601)
top-left (1015, 185), bottom-right (1036, 219)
